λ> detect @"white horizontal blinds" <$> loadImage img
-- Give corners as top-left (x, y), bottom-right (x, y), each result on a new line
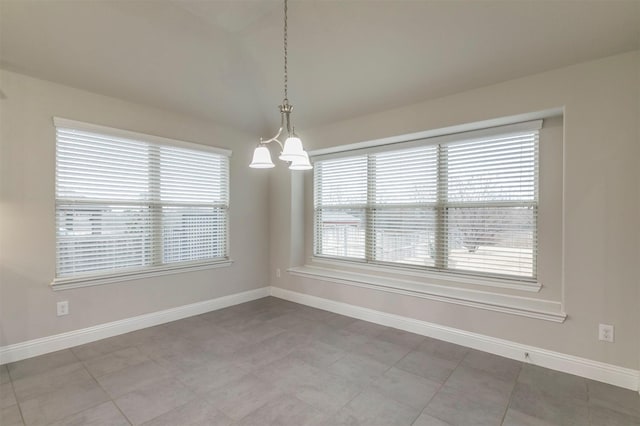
top-left (56, 128), bottom-right (153, 276)
top-left (313, 124), bottom-right (539, 282)
top-left (371, 146), bottom-right (438, 267)
top-left (314, 156), bottom-right (367, 259)
top-left (442, 132), bottom-right (538, 279)
top-left (55, 126), bottom-right (229, 278)
top-left (159, 146), bottom-right (228, 264)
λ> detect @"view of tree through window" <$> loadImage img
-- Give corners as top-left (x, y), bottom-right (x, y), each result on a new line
top-left (314, 128), bottom-right (538, 281)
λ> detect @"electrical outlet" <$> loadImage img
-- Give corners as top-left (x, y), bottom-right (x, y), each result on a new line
top-left (57, 301), bottom-right (69, 316)
top-left (598, 324), bottom-right (614, 342)
top-left (276, 268), bottom-right (281, 278)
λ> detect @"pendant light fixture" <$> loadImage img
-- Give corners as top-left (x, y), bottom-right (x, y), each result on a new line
top-left (249, 0), bottom-right (312, 170)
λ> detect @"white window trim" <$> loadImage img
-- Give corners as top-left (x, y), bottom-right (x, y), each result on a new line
top-left (288, 264), bottom-right (565, 323)
top-left (51, 258), bottom-right (234, 291)
top-left (299, 113), bottom-right (567, 321)
top-left (53, 117), bottom-right (232, 157)
top-left (52, 117), bottom-right (232, 289)
top-left (310, 256), bottom-right (542, 292)
top-left (311, 119), bottom-right (542, 285)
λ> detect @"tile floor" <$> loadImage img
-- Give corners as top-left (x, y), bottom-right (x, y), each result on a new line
top-left (1, 297), bottom-right (639, 426)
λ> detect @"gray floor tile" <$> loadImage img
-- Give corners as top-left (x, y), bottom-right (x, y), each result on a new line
top-left (327, 353), bottom-right (390, 385)
top-left (376, 328), bottom-right (425, 349)
top-left (96, 360), bottom-right (173, 399)
top-left (396, 350), bottom-right (458, 384)
top-left (502, 408), bottom-right (559, 426)
top-left (351, 337), bottom-right (412, 366)
top-left (235, 394), bottom-right (326, 426)
top-left (232, 330), bottom-right (310, 371)
top-left (234, 321), bottom-right (286, 345)
top-left (290, 340), bottom-right (347, 368)
top-left (1, 381), bottom-right (17, 409)
top-left (19, 376), bottom-right (109, 426)
top-left (135, 334), bottom-right (201, 361)
top-left (460, 350), bottom-right (522, 383)
top-left (47, 401), bottom-right (129, 426)
top-left (588, 379), bottom-right (640, 417)
top-left (12, 363), bottom-right (89, 402)
top-left (259, 355), bottom-right (362, 412)
top-left (344, 320), bottom-right (390, 338)
top-left (425, 383), bottom-right (509, 426)
top-left (114, 377), bottom-right (195, 425)
top-left (182, 323), bottom-right (232, 342)
top-left (5, 299), bottom-right (639, 426)
top-left (314, 327), bottom-right (372, 353)
top-left (518, 364), bottom-right (587, 402)
top-left (71, 336), bottom-right (133, 362)
top-left (416, 338), bottom-right (469, 362)
top-left (141, 398), bottom-right (233, 426)
top-left (194, 328), bottom-right (251, 357)
top-left (294, 306), bottom-right (337, 322)
top-left (509, 382), bottom-right (589, 426)
top-left (205, 374), bottom-right (284, 420)
top-left (0, 404), bottom-right (24, 426)
top-left (7, 350), bottom-right (78, 381)
top-left (256, 354), bottom-right (318, 387)
top-left (1, 365), bottom-right (10, 384)
top-left (152, 347), bottom-right (222, 374)
top-left (411, 412), bottom-right (452, 426)
top-left (83, 347), bottom-right (149, 378)
top-left (217, 309), bottom-right (284, 332)
top-left (326, 389), bottom-right (421, 426)
top-left (322, 313), bottom-right (359, 329)
top-left (266, 312), bottom-right (320, 332)
top-left (178, 359), bottom-right (248, 395)
top-left (369, 367), bottom-right (440, 410)
top-left (289, 369), bottom-right (362, 413)
top-left (444, 365), bottom-right (515, 397)
top-left (589, 404), bottom-right (640, 426)
top-left (198, 305), bottom-right (251, 324)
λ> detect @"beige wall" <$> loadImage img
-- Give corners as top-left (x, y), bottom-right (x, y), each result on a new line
top-left (270, 51), bottom-right (640, 369)
top-left (0, 70), bottom-right (270, 347)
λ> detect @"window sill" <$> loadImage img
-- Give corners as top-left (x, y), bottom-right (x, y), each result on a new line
top-left (287, 264), bottom-right (566, 323)
top-left (311, 257), bottom-right (542, 292)
top-left (51, 260), bottom-right (234, 291)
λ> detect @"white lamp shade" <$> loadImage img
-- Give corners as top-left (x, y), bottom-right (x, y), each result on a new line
top-left (289, 151), bottom-right (313, 170)
top-left (249, 146), bottom-right (275, 168)
top-left (279, 136), bottom-right (305, 161)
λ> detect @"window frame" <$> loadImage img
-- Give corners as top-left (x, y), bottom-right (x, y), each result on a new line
top-left (312, 120), bottom-right (542, 286)
top-left (51, 117), bottom-right (233, 290)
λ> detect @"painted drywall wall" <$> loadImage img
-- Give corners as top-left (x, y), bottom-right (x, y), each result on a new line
top-left (270, 51), bottom-right (640, 369)
top-left (0, 70), bottom-right (269, 346)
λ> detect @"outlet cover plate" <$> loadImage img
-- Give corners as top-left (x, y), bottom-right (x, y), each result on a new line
top-left (57, 301), bottom-right (69, 316)
top-left (598, 324), bottom-right (614, 342)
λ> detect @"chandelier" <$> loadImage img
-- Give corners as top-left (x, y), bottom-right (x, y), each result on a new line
top-left (249, 0), bottom-right (312, 170)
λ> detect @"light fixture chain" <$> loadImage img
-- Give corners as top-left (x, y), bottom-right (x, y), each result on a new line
top-left (283, 0), bottom-right (288, 102)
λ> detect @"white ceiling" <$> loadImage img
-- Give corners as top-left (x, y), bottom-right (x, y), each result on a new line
top-left (1, 0), bottom-right (639, 135)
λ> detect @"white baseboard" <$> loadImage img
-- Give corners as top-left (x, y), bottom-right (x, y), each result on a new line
top-left (0, 287), bottom-right (270, 365)
top-left (3, 285), bottom-right (638, 393)
top-left (270, 286), bottom-right (640, 392)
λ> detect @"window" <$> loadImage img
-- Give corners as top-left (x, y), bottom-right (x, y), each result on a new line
top-left (314, 122), bottom-right (539, 282)
top-left (54, 118), bottom-right (230, 283)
